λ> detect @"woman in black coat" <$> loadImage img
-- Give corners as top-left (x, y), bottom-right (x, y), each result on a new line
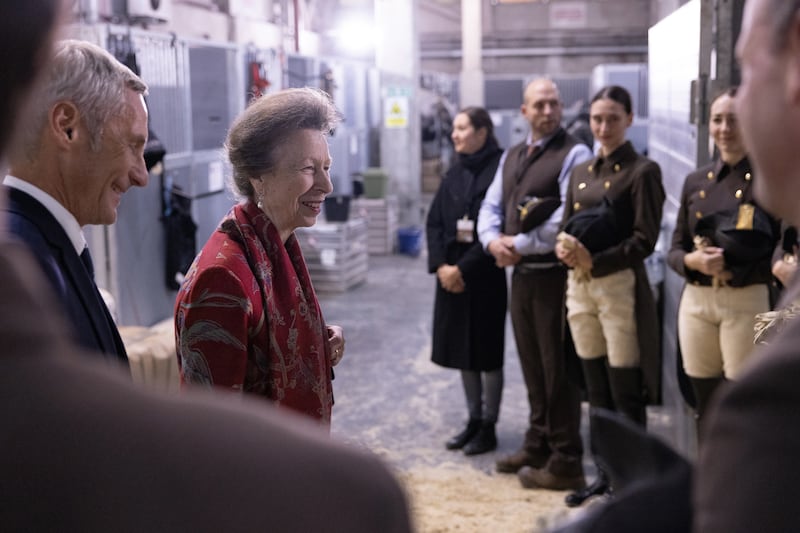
top-left (426, 106), bottom-right (507, 456)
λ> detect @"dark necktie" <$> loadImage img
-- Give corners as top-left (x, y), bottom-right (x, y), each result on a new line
top-left (80, 245), bottom-right (126, 360)
top-left (515, 144), bottom-right (542, 184)
top-left (80, 247), bottom-right (95, 279)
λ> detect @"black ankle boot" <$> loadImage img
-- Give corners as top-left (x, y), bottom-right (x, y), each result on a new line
top-left (445, 419), bottom-right (481, 450)
top-left (564, 469), bottom-right (610, 507)
top-left (463, 422), bottom-right (497, 456)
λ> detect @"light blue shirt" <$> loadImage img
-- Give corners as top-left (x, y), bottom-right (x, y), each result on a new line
top-left (477, 134), bottom-right (593, 255)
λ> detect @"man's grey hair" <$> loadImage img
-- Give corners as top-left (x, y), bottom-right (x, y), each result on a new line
top-left (226, 87), bottom-right (341, 199)
top-left (18, 39), bottom-right (147, 156)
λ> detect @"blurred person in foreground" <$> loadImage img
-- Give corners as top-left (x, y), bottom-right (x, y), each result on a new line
top-left (175, 88), bottom-right (345, 425)
top-left (556, 85), bottom-right (664, 507)
top-left (667, 87), bottom-right (779, 437)
top-left (2, 39), bottom-right (147, 367)
top-left (694, 1), bottom-right (800, 531)
top-left (426, 106), bottom-right (507, 456)
top-left (0, 4), bottom-right (412, 531)
top-left (478, 78), bottom-right (592, 491)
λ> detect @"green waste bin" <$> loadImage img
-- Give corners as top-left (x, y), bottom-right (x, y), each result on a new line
top-left (363, 167), bottom-right (389, 199)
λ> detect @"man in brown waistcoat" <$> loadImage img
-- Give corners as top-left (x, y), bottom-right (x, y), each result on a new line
top-left (478, 78), bottom-right (593, 490)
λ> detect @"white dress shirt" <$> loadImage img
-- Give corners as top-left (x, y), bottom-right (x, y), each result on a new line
top-left (4, 175), bottom-right (87, 255)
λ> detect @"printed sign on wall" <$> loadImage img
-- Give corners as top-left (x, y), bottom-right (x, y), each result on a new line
top-left (550, 2), bottom-right (588, 29)
top-left (384, 95), bottom-right (409, 128)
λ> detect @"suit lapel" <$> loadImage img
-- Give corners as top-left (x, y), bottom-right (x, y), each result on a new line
top-left (6, 187), bottom-right (127, 360)
top-left (63, 244), bottom-right (127, 359)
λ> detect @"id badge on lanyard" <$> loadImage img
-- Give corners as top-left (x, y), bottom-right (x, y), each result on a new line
top-left (456, 216), bottom-right (475, 243)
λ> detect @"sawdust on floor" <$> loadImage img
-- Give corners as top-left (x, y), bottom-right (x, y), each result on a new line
top-left (396, 463), bottom-right (581, 533)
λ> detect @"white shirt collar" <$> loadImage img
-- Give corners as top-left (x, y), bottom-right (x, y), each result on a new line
top-left (4, 175), bottom-right (87, 255)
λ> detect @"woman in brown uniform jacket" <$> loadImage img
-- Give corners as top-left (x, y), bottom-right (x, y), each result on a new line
top-left (555, 85), bottom-right (665, 507)
top-left (667, 87), bottom-right (779, 434)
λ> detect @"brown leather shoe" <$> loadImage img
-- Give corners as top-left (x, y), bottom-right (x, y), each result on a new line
top-left (517, 466), bottom-right (586, 491)
top-left (495, 449), bottom-right (548, 473)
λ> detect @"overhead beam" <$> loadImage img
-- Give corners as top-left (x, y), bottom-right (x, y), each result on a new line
top-left (421, 44), bottom-right (649, 59)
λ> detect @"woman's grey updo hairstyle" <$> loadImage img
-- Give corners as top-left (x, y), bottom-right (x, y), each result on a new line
top-left (226, 87), bottom-right (341, 199)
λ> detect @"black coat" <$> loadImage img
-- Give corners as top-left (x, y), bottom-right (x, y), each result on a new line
top-left (426, 141), bottom-right (507, 371)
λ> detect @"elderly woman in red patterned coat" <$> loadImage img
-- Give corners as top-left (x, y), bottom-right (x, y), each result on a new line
top-left (174, 88), bottom-right (345, 425)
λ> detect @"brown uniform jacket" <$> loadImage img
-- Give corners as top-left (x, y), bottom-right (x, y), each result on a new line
top-left (561, 141), bottom-right (665, 403)
top-left (667, 157), bottom-right (780, 287)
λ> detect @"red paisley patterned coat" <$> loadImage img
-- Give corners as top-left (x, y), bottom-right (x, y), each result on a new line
top-left (174, 201), bottom-right (333, 424)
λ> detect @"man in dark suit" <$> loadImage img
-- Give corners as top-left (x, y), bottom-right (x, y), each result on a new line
top-left (0, 4), bottom-right (413, 532)
top-left (694, 1), bottom-right (800, 531)
top-left (3, 39), bottom-right (150, 365)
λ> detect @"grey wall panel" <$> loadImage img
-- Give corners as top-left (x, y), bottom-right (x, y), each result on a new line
top-left (189, 46), bottom-right (238, 151)
top-left (328, 131), bottom-right (352, 196)
top-left (113, 173), bottom-right (178, 327)
top-left (192, 193), bottom-right (236, 252)
top-left (646, 0), bottom-right (702, 457)
top-left (131, 31), bottom-right (192, 154)
top-left (491, 111), bottom-right (528, 151)
top-left (484, 78), bottom-right (523, 111)
top-left (287, 55), bottom-right (318, 88)
top-left (164, 151), bottom-right (235, 246)
top-left (552, 76), bottom-right (592, 111)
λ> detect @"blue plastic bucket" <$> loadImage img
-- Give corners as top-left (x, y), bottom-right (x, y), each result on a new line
top-left (397, 226), bottom-right (423, 257)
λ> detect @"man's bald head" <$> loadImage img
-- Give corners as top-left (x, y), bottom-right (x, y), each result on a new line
top-left (521, 78), bottom-right (563, 140)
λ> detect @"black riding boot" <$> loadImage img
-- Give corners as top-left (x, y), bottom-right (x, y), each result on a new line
top-left (581, 357), bottom-right (614, 410)
top-left (608, 366), bottom-right (647, 427)
top-left (565, 465), bottom-right (610, 507)
top-left (564, 359), bottom-right (614, 507)
top-left (445, 419), bottom-right (481, 450)
top-left (690, 376), bottom-right (724, 441)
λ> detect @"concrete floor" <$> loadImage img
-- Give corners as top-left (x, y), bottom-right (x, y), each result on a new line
top-left (321, 252), bottom-right (534, 471)
top-left (321, 251), bottom-right (570, 531)
top-left (318, 241), bottom-right (692, 530)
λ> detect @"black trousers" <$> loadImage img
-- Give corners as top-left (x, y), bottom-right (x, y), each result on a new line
top-left (510, 265), bottom-right (583, 472)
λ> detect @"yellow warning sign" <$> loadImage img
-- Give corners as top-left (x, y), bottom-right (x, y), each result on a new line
top-left (384, 96), bottom-right (408, 128)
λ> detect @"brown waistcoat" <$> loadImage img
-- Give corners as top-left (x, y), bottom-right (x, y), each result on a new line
top-left (502, 128), bottom-right (580, 235)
